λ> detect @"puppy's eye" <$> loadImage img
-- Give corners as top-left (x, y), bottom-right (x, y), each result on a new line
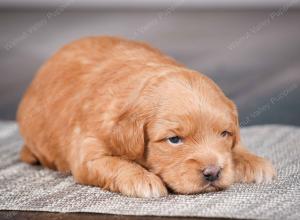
top-left (220, 131), bottom-right (232, 138)
top-left (167, 136), bottom-right (183, 145)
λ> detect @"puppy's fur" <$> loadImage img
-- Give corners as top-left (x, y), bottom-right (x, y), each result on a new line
top-left (18, 36), bottom-right (276, 197)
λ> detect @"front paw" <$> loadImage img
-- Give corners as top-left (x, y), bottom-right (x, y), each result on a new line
top-left (234, 155), bottom-right (276, 184)
top-left (118, 170), bottom-right (168, 198)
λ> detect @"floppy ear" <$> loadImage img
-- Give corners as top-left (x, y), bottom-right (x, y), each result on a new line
top-left (109, 75), bottom-right (156, 160)
top-left (233, 119), bottom-right (242, 149)
top-left (110, 103), bottom-right (147, 160)
top-left (230, 102), bottom-right (259, 162)
top-left (227, 100), bottom-right (241, 149)
top-left (229, 101), bottom-right (247, 151)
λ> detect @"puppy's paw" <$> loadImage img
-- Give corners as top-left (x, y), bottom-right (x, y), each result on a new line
top-left (234, 155), bottom-right (276, 184)
top-left (118, 170), bottom-right (168, 198)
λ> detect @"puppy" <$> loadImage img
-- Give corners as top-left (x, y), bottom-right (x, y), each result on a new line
top-left (17, 36), bottom-right (276, 197)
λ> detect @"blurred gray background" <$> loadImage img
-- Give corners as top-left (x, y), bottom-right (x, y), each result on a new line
top-left (1, 0), bottom-right (300, 126)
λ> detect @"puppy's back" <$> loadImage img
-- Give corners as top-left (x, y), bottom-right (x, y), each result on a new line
top-left (17, 36), bottom-right (181, 171)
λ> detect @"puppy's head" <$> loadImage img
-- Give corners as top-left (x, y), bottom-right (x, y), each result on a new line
top-left (113, 70), bottom-right (240, 194)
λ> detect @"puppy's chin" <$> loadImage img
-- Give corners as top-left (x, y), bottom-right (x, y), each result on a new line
top-left (162, 170), bottom-right (234, 194)
top-left (165, 180), bottom-right (230, 194)
top-left (192, 182), bottom-right (229, 194)
top-left (200, 183), bottom-right (227, 193)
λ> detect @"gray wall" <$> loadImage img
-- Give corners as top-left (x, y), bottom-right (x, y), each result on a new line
top-left (1, 8), bottom-right (300, 125)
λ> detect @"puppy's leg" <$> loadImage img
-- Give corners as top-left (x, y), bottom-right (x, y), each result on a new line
top-left (233, 145), bottom-right (276, 184)
top-left (71, 146), bottom-right (167, 197)
top-left (20, 145), bottom-right (39, 165)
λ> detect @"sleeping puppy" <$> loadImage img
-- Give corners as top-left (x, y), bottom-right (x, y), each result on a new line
top-left (17, 36), bottom-right (276, 197)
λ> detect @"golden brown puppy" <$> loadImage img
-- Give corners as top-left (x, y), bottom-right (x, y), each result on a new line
top-left (17, 36), bottom-right (276, 197)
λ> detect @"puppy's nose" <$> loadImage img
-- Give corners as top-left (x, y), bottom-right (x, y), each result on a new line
top-left (203, 165), bottom-right (221, 182)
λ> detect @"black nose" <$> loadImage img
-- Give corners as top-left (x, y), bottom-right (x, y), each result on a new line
top-left (203, 165), bottom-right (221, 182)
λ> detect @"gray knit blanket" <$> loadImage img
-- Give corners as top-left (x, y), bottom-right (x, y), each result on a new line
top-left (0, 121), bottom-right (299, 220)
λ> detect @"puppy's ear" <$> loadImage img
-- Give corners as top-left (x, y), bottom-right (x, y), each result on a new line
top-left (229, 101), bottom-right (243, 150)
top-left (110, 105), bottom-right (147, 160)
top-left (231, 103), bottom-right (248, 152)
top-left (109, 77), bottom-right (155, 160)
top-left (233, 123), bottom-right (242, 150)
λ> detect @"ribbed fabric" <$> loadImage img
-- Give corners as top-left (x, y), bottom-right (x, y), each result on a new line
top-left (0, 121), bottom-right (299, 220)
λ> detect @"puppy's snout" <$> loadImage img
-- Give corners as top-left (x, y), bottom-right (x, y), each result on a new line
top-left (202, 165), bottom-right (221, 182)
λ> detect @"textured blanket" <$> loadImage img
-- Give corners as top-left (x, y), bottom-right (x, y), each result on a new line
top-left (0, 121), bottom-right (299, 220)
